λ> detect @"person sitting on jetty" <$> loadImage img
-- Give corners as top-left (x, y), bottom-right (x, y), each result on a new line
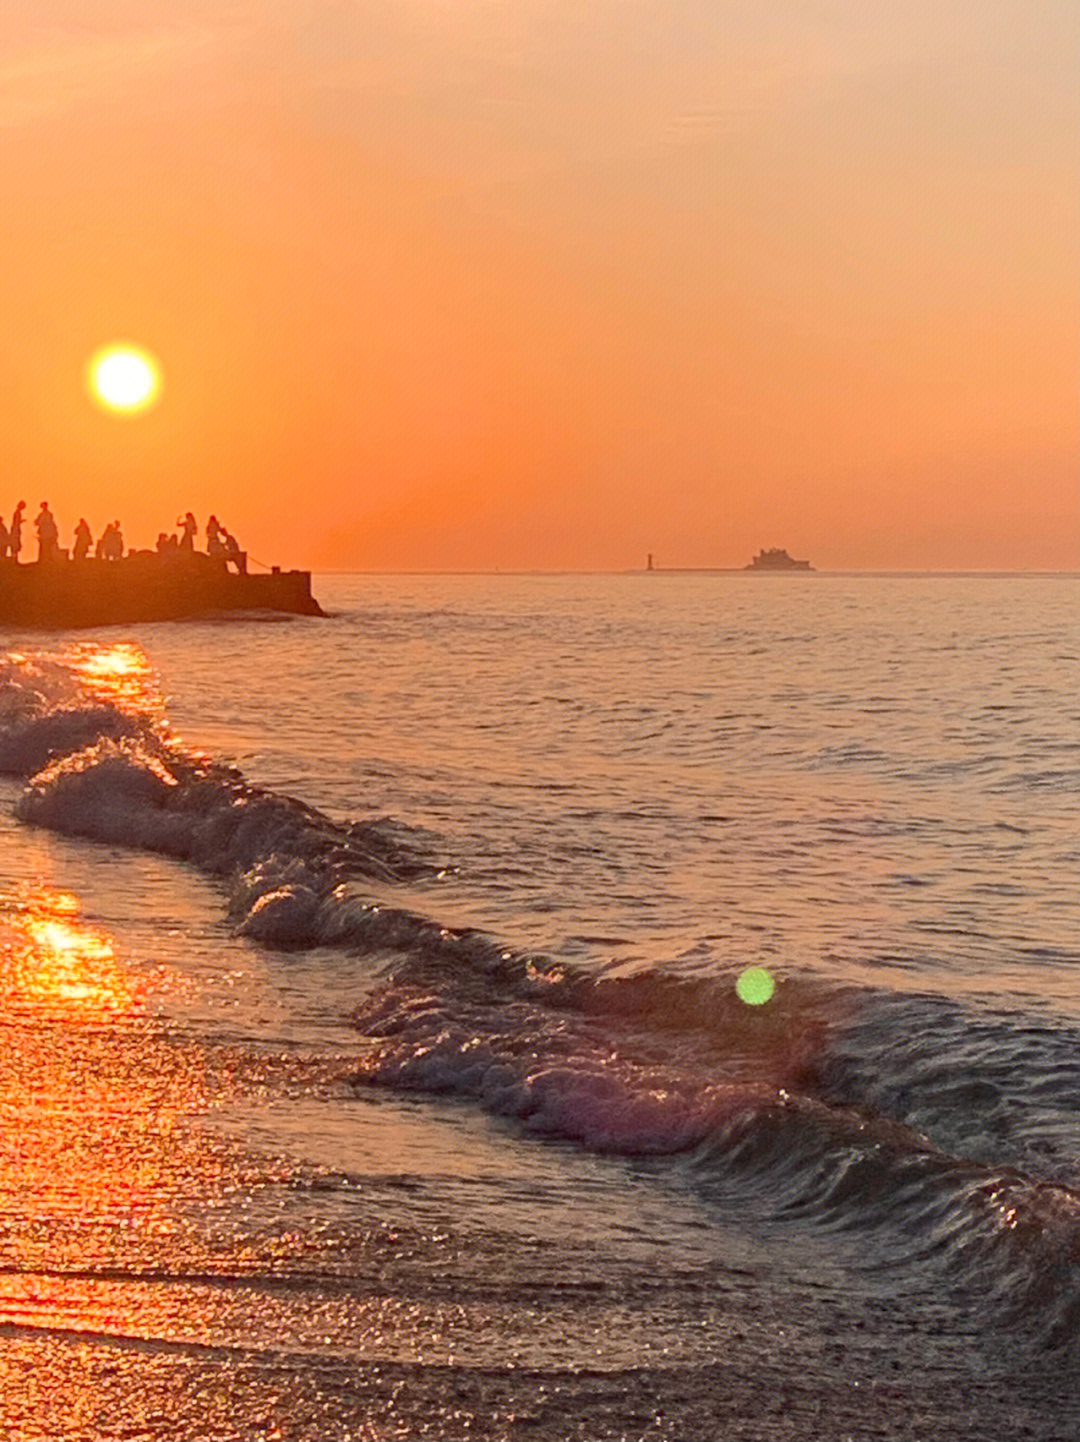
top-left (9, 501), bottom-right (25, 562)
top-left (222, 529), bottom-right (247, 573)
top-left (178, 512), bottom-right (197, 550)
top-left (35, 502), bottom-right (59, 562)
top-left (72, 518), bottom-right (92, 561)
top-left (203, 516), bottom-right (246, 572)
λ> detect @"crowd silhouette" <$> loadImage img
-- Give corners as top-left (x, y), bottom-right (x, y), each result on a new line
top-left (0, 504), bottom-right (246, 573)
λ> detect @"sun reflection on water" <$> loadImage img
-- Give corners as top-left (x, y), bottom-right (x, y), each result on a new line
top-left (0, 884), bottom-right (218, 1243)
top-left (0, 882), bottom-right (322, 1357)
top-left (70, 641), bottom-right (160, 716)
top-left (2, 889), bottom-right (146, 1026)
top-left (0, 869), bottom-right (465, 1433)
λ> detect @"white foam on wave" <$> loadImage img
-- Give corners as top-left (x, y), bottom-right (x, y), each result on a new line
top-left (0, 648), bottom-right (152, 776)
top-left (16, 736), bottom-right (429, 931)
top-left (2, 644), bottom-right (431, 947)
top-left (6, 644), bottom-right (1080, 1340)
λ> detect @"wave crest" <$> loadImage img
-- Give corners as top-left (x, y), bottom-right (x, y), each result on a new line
top-left (5, 641), bottom-right (1080, 1348)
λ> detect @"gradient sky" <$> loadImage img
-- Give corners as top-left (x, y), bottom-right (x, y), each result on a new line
top-left (1, 2), bottom-right (1076, 571)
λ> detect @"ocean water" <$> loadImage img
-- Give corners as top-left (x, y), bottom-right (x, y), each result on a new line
top-left (0, 570), bottom-right (1077, 1441)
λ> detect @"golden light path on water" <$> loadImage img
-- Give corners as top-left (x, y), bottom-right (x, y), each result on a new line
top-left (0, 718), bottom-right (553, 1442)
top-left (0, 630), bottom-right (356, 1425)
top-left (69, 640), bottom-right (161, 715)
top-left (0, 875), bottom-right (389, 1433)
top-left (0, 884), bottom-right (202, 1246)
top-left (3, 889), bottom-right (145, 1024)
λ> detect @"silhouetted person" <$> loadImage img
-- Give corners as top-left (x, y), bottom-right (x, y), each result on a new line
top-left (98, 521), bottom-right (124, 560)
top-left (96, 522), bottom-right (120, 560)
top-left (0, 516), bottom-right (9, 559)
top-left (222, 530), bottom-right (246, 573)
top-left (35, 502), bottom-right (58, 562)
top-left (205, 514), bottom-right (222, 552)
top-left (178, 512), bottom-right (197, 550)
top-left (9, 501), bottom-right (25, 562)
top-left (72, 518), bottom-right (92, 561)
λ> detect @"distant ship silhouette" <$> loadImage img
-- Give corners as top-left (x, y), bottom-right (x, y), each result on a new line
top-left (745, 547), bottom-right (813, 572)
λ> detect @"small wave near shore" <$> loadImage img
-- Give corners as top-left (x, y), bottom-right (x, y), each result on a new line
top-left (3, 639), bottom-right (1080, 1355)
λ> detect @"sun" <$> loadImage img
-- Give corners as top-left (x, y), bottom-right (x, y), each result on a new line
top-left (87, 344), bottom-right (162, 414)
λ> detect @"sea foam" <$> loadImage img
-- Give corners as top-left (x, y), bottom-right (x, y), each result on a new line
top-left (4, 641), bottom-right (1080, 1345)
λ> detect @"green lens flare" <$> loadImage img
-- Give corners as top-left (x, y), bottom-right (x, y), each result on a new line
top-left (736, 966), bottom-right (776, 1006)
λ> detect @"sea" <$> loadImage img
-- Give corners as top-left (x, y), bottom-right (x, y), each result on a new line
top-left (0, 570), bottom-right (1077, 1441)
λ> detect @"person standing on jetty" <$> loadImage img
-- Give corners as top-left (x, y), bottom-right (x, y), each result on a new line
top-left (178, 512), bottom-right (197, 550)
top-left (94, 522), bottom-right (124, 560)
top-left (9, 501), bottom-right (25, 562)
top-left (0, 515), bottom-right (9, 559)
top-left (72, 518), bottom-right (92, 561)
top-left (34, 502), bottom-right (58, 562)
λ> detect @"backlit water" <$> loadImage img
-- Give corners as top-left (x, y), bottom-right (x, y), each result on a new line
top-left (0, 572), bottom-right (1077, 1439)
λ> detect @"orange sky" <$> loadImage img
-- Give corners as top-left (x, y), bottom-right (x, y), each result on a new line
top-left (1, 2), bottom-right (1076, 571)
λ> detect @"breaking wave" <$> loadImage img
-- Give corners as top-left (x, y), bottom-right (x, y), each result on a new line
top-left (3, 642), bottom-right (1079, 1349)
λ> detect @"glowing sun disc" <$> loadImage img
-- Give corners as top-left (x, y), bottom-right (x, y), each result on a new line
top-left (87, 345), bottom-right (162, 413)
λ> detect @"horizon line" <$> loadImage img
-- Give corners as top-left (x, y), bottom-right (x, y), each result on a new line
top-left (310, 566), bottom-right (1080, 578)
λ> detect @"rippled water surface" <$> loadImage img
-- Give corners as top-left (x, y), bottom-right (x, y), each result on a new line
top-left (0, 572), bottom-right (1077, 1440)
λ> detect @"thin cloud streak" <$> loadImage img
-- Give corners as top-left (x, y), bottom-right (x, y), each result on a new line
top-left (0, 26), bottom-right (219, 129)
